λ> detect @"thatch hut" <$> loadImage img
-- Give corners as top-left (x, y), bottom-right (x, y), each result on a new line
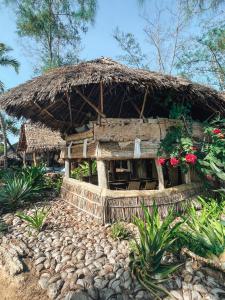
top-left (0, 57), bottom-right (224, 223)
top-left (17, 123), bottom-right (65, 167)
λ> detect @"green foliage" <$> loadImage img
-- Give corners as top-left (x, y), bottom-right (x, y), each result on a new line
top-left (110, 222), bottom-right (131, 240)
top-left (177, 23), bottom-right (225, 90)
top-left (0, 165), bottom-right (48, 209)
top-left (113, 27), bottom-right (149, 69)
top-left (16, 206), bottom-right (49, 232)
top-left (129, 203), bottom-right (182, 299)
top-left (178, 203), bottom-right (225, 258)
top-left (0, 176), bottom-right (43, 209)
top-left (4, 0), bottom-right (97, 73)
top-left (44, 176), bottom-right (62, 195)
top-left (71, 161), bottom-right (97, 180)
top-left (0, 42), bottom-right (20, 91)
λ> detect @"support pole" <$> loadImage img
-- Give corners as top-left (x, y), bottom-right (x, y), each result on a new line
top-left (97, 160), bottom-right (108, 189)
top-left (65, 159), bottom-right (71, 178)
top-left (154, 158), bottom-right (164, 190)
top-left (23, 151), bottom-right (26, 167)
top-left (33, 152), bottom-right (37, 166)
top-left (184, 167), bottom-right (191, 184)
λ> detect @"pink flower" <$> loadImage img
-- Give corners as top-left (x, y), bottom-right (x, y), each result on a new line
top-left (157, 158), bottom-right (166, 166)
top-left (185, 153), bottom-right (197, 164)
top-left (212, 128), bottom-right (222, 135)
top-left (170, 157), bottom-right (179, 167)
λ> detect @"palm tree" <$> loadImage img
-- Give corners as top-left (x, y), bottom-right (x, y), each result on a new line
top-left (0, 42), bottom-right (20, 168)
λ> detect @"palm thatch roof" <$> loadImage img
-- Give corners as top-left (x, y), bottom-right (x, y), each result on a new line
top-left (17, 123), bottom-right (65, 154)
top-left (0, 57), bottom-right (224, 133)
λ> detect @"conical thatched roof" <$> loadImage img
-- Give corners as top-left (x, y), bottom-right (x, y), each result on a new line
top-left (0, 57), bottom-right (224, 133)
top-left (17, 123), bottom-right (65, 154)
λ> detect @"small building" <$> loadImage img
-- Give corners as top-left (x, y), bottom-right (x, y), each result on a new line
top-left (17, 123), bottom-right (65, 167)
top-left (0, 58), bottom-right (224, 223)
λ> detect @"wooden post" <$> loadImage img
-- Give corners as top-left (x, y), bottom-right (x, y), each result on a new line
top-left (23, 151), bottom-right (26, 167)
top-left (97, 160), bottom-right (108, 188)
top-left (88, 160), bottom-right (92, 182)
top-left (33, 152), bottom-right (37, 166)
top-left (136, 160), bottom-right (147, 178)
top-left (154, 158), bottom-right (164, 190)
top-left (65, 159), bottom-right (71, 178)
top-left (184, 167), bottom-right (191, 184)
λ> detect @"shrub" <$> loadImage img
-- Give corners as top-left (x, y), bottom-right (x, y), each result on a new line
top-left (71, 161), bottom-right (97, 180)
top-left (178, 202), bottom-right (225, 258)
top-left (21, 165), bottom-right (46, 188)
top-left (129, 203), bottom-right (182, 299)
top-left (16, 206), bottom-right (49, 232)
top-left (111, 222), bottom-right (131, 240)
top-left (0, 176), bottom-right (43, 209)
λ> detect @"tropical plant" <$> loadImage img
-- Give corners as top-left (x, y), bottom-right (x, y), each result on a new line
top-left (16, 206), bottom-right (49, 232)
top-left (0, 42), bottom-right (20, 168)
top-left (71, 160), bottom-right (97, 180)
top-left (111, 222), bottom-right (131, 240)
top-left (0, 176), bottom-right (43, 209)
top-left (178, 203), bottom-right (225, 259)
top-left (21, 165), bottom-right (46, 188)
top-left (129, 203), bottom-right (183, 299)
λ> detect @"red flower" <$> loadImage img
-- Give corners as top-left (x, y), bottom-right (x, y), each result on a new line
top-left (157, 158), bottom-right (166, 165)
top-left (212, 128), bottom-right (222, 135)
top-left (185, 153), bottom-right (197, 164)
top-left (170, 157), bottom-right (179, 167)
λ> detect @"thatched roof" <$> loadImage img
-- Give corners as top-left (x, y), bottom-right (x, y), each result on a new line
top-left (0, 57), bottom-right (224, 133)
top-left (17, 123), bottom-right (65, 153)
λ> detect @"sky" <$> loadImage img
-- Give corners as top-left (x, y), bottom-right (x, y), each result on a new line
top-left (0, 0), bottom-right (146, 89)
top-left (0, 0), bottom-right (223, 143)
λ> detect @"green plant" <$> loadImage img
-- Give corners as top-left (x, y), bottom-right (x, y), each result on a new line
top-left (111, 222), bottom-right (131, 240)
top-left (71, 161), bottom-right (97, 180)
top-left (0, 176), bottom-right (43, 209)
top-left (129, 203), bottom-right (183, 299)
top-left (21, 165), bottom-right (46, 188)
top-left (178, 202), bottom-right (225, 258)
top-left (16, 206), bottom-right (49, 232)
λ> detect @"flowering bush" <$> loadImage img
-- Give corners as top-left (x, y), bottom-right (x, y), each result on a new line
top-left (158, 118), bottom-right (225, 186)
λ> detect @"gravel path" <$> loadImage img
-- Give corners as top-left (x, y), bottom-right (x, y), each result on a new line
top-left (0, 199), bottom-right (225, 300)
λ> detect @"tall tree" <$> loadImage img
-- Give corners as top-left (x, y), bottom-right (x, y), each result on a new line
top-left (0, 42), bottom-right (20, 168)
top-left (4, 0), bottom-right (97, 73)
top-left (114, 1), bottom-right (188, 74)
top-left (176, 23), bottom-right (225, 90)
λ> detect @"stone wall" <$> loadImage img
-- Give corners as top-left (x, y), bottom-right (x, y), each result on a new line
top-left (61, 178), bottom-right (203, 223)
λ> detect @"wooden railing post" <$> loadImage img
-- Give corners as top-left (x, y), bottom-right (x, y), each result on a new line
top-left (154, 158), bottom-right (165, 190)
top-left (97, 160), bottom-right (108, 188)
top-left (65, 159), bottom-right (71, 178)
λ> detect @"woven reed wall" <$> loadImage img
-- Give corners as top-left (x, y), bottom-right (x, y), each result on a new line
top-left (61, 178), bottom-right (203, 224)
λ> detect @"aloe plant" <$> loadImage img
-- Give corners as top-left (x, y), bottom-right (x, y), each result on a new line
top-left (16, 206), bottom-right (49, 232)
top-left (129, 203), bottom-right (183, 299)
top-left (0, 176), bottom-right (43, 209)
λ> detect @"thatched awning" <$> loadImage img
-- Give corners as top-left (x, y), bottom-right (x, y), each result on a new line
top-left (17, 123), bottom-right (65, 154)
top-left (0, 57), bottom-right (224, 133)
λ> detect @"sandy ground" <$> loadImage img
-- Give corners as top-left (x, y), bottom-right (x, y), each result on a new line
top-left (0, 269), bottom-right (48, 300)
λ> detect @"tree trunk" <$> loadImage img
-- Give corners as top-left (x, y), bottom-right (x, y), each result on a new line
top-left (0, 113), bottom-right (8, 169)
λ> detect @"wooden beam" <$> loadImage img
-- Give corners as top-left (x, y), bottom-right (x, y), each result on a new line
top-left (75, 88), bottom-right (106, 118)
top-left (65, 159), bottom-right (71, 178)
top-left (100, 81), bottom-right (104, 113)
top-left (154, 158), bottom-right (164, 190)
top-left (130, 100), bottom-right (141, 116)
top-left (184, 167), bottom-right (191, 184)
top-left (66, 91), bottom-right (73, 125)
top-left (97, 160), bottom-right (108, 188)
top-left (140, 87), bottom-right (149, 119)
top-left (33, 152), bottom-right (37, 166)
